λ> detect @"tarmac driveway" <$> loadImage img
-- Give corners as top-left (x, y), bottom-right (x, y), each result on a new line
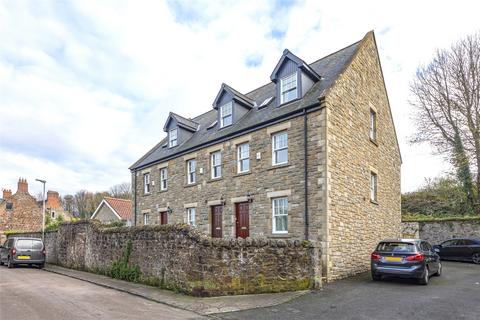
top-left (218, 261), bottom-right (480, 320)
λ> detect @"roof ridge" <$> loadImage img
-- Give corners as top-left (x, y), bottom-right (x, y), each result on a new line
top-left (105, 196), bottom-right (131, 202)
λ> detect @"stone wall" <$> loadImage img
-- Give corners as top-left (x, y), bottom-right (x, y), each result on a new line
top-left (323, 32), bottom-right (402, 281)
top-left (401, 219), bottom-right (480, 245)
top-left (10, 221), bottom-right (316, 296)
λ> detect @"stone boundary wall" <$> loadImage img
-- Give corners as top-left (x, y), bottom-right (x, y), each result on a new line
top-left (9, 221), bottom-right (317, 296)
top-left (401, 219), bottom-right (480, 245)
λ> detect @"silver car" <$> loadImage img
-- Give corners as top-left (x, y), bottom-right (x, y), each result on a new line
top-left (0, 237), bottom-right (46, 268)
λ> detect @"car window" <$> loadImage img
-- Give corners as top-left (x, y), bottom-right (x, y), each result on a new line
top-left (462, 240), bottom-right (474, 245)
top-left (31, 240), bottom-right (43, 250)
top-left (16, 239), bottom-right (34, 250)
top-left (442, 240), bottom-right (457, 247)
top-left (422, 242), bottom-right (433, 251)
top-left (377, 242), bottom-right (416, 253)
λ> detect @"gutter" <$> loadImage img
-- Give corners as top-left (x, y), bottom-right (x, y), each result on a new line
top-left (303, 108), bottom-right (309, 241)
top-left (133, 170), bottom-right (137, 226)
top-left (131, 101), bottom-right (324, 172)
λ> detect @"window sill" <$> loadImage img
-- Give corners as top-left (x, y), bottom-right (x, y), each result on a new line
top-left (370, 199), bottom-right (379, 205)
top-left (268, 163), bottom-right (290, 170)
top-left (370, 138), bottom-right (378, 146)
top-left (158, 189), bottom-right (168, 193)
top-left (142, 193), bottom-right (151, 197)
top-left (207, 177), bottom-right (223, 183)
top-left (184, 183), bottom-right (198, 188)
top-left (234, 171), bottom-right (251, 178)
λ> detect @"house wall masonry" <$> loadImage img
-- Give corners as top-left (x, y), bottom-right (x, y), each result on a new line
top-left (324, 33), bottom-right (402, 280)
top-left (9, 221), bottom-right (316, 296)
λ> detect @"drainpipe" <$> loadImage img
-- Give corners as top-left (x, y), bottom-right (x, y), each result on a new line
top-left (133, 170), bottom-right (137, 226)
top-left (303, 108), bottom-right (309, 241)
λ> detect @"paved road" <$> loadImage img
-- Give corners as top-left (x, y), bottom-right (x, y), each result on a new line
top-left (0, 266), bottom-right (204, 320)
top-left (219, 261), bottom-right (480, 320)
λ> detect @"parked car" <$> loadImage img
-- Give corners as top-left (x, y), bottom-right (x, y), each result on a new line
top-left (0, 237), bottom-right (46, 269)
top-left (433, 238), bottom-right (480, 264)
top-left (371, 239), bottom-right (441, 285)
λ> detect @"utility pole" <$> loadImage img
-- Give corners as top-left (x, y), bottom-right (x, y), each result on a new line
top-left (36, 179), bottom-right (46, 241)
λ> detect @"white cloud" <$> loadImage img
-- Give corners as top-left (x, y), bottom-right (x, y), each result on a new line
top-left (0, 0), bottom-right (479, 196)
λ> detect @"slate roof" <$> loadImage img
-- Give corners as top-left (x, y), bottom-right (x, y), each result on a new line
top-left (131, 36), bottom-right (363, 170)
top-left (103, 197), bottom-right (133, 221)
top-left (165, 112), bottom-right (199, 132)
top-left (213, 83), bottom-right (255, 108)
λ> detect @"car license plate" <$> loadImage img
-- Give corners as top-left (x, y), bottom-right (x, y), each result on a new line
top-left (385, 256), bottom-right (402, 262)
top-left (17, 256), bottom-right (30, 260)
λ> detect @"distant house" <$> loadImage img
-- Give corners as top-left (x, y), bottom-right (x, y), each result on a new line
top-left (91, 197), bottom-right (133, 226)
top-left (37, 190), bottom-right (74, 221)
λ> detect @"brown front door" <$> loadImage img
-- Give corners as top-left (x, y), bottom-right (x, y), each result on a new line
top-left (160, 212), bottom-right (168, 225)
top-left (211, 205), bottom-right (223, 238)
top-left (235, 202), bottom-right (249, 238)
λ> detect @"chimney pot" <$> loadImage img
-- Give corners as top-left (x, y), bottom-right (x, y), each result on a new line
top-left (2, 189), bottom-right (12, 199)
top-left (17, 178), bottom-right (29, 194)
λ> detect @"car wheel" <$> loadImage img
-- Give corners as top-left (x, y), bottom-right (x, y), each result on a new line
top-left (371, 272), bottom-right (381, 281)
top-left (473, 253), bottom-right (480, 264)
top-left (419, 267), bottom-right (429, 285)
top-left (434, 262), bottom-right (442, 277)
top-left (7, 257), bottom-right (14, 269)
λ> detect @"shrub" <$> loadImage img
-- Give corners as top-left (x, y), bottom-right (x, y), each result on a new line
top-left (109, 240), bottom-right (141, 282)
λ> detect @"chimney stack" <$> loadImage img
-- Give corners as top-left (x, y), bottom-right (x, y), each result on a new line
top-left (46, 190), bottom-right (62, 210)
top-left (17, 178), bottom-right (29, 194)
top-left (2, 189), bottom-right (12, 199)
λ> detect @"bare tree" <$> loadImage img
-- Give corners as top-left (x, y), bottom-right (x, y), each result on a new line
top-left (109, 182), bottom-right (132, 200)
top-left (410, 32), bottom-right (480, 213)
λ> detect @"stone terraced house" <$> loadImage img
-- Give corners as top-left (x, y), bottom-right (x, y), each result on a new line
top-left (130, 31), bottom-right (402, 281)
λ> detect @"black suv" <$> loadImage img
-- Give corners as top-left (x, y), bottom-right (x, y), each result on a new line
top-left (371, 239), bottom-right (441, 285)
top-left (0, 237), bottom-right (46, 268)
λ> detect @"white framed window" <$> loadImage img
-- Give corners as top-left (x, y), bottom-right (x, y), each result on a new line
top-left (280, 73), bottom-right (298, 104)
top-left (186, 208), bottom-right (196, 226)
top-left (187, 159), bottom-right (196, 184)
top-left (211, 151), bottom-right (222, 179)
top-left (237, 143), bottom-right (250, 173)
top-left (272, 197), bottom-right (288, 233)
top-left (169, 128), bottom-right (178, 148)
top-left (160, 168), bottom-right (168, 191)
top-left (143, 213), bottom-right (150, 225)
top-left (272, 131), bottom-right (288, 165)
top-left (220, 102), bottom-right (233, 128)
top-left (143, 173), bottom-right (151, 194)
top-left (370, 109), bottom-right (377, 141)
top-left (370, 171), bottom-right (378, 202)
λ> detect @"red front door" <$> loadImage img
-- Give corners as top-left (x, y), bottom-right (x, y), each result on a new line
top-left (211, 205), bottom-right (223, 238)
top-left (235, 202), bottom-right (249, 238)
top-left (160, 212), bottom-right (168, 225)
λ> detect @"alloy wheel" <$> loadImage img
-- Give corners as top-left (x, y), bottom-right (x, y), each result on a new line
top-left (473, 253), bottom-right (480, 264)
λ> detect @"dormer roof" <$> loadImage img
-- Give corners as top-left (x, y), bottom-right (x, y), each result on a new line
top-left (270, 49), bottom-right (321, 83)
top-left (163, 112), bottom-right (199, 132)
top-left (212, 83), bottom-right (255, 109)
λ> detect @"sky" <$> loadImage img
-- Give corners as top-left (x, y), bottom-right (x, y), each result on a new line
top-left (0, 0), bottom-right (479, 198)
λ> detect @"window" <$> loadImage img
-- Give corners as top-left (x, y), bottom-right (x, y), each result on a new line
top-left (211, 151), bottom-right (222, 179)
top-left (220, 102), bottom-right (233, 128)
top-left (186, 208), bottom-right (196, 226)
top-left (272, 197), bottom-right (288, 233)
top-left (272, 131), bottom-right (288, 165)
top-left (51, 211), bottom-right (55, 219)
top-left (6, 202), bottom-right (13, 210)
top-left (160, 168), bottom-right (168, 191)
top-left (370, 171), bottom-right (378, 202)
top-left (237, 143), bottom-right (250, 173)
top-left (143, 213), bottom-right (150, 225)
top-left (370, 109), bottom-right (377, 141)
top-left (143, 173), bottom-right (151, 194)
top-left (280, 73), bottom-right (298, 104)
top-left (169, 128), bottom-right (178, 148)
top-left (187, 159), bottom-right (196, 184)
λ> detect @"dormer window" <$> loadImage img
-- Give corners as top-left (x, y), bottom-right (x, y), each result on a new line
top-left (169, 128), bottom-right (178, 148)
top-left (280, 73), bottom-right (298, 104)
top-left (220, 102), bottom-right (233, 128)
